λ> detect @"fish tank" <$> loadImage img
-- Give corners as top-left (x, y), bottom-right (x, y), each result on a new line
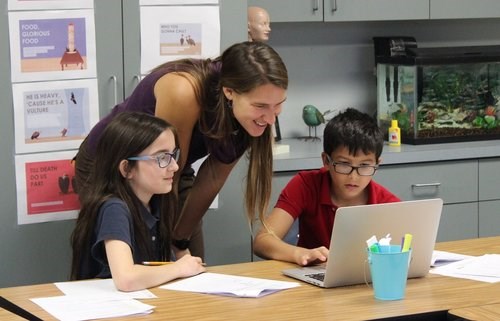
top-left (374, 37), bottom-right (500, 144)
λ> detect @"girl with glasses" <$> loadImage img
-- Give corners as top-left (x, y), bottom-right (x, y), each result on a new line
top-left (71, 112), bottom-right (205, 291)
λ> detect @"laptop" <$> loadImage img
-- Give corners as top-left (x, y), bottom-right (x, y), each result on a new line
top-left (282, 198), bottom-right (443, 288)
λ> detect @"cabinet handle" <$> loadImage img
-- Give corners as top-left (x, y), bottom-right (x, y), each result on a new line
top-left (109, 75), bottom-right (118, 109)
top-left (411, 183), bottom-right (441, 188)
top-left (313, 0), bottom-right (319, 12)
top-left (133, 75), bottom-right (141, 87)
top-left (331, 0), bottom-right (337, 13)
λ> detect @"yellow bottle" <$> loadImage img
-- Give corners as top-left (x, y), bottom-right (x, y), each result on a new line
top-left (388, 119), bottom-right (401, 146)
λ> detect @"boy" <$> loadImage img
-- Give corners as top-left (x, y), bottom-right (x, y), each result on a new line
top-left (253, 108), bottom-right (400, 266)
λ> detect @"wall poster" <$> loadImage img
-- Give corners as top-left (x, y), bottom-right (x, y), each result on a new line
top-left (15, 151), bottom-right (80, 225)
top-left (8, 9), bottom-right (97, 82)
top-left (12, 79), bottom-right (99, 154)
top-left (139, 5), bottom-right (220, 74)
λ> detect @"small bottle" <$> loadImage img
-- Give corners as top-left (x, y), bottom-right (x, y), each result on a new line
top-left (388, 119), bottom-right (401, 146)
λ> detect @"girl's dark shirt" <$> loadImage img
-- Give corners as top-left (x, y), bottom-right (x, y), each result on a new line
top-left (77, 197), bottom-right (161, 280)
top-left (84, 60), bottom-right (249, 166)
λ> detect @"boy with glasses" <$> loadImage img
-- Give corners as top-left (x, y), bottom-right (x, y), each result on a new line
top-left (253, 108), bottom-right (400, 266)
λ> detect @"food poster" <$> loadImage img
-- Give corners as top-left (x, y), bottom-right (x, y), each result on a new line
top-left (8, 9), bottom-right (97, 82)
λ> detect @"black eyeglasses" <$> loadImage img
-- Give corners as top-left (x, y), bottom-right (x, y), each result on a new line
top-left (326, 155), bottom-right (378, 176)
top-left (127, 148), bottom-right (180, 168)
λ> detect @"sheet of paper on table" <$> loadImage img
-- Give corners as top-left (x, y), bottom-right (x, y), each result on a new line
top-left (160, 272), bottom-right (300, 298)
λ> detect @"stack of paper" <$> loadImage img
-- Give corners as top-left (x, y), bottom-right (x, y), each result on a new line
top-left (31, 279), bottom-right (156, 321)
top-left (431, 253), bottom-right (500, 283)
top-left (431, 250), bottom-right (474, 267)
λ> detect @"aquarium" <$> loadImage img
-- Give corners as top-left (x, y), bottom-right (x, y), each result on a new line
top-left (374, 39), bottom-right (500, 144)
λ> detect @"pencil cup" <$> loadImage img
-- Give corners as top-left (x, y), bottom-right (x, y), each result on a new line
top-left (367, 245), bottom-right (411, 300)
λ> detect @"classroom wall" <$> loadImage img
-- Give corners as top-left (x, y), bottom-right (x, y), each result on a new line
top-left (267, 19), bottom-right (500, 139)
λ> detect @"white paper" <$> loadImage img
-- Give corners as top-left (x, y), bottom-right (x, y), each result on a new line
top-left (430, 254), bottom-right (500, 283)
top-left (431, 250), bottom-right (473, 267)
top-left (55, 278), bottom-right (157, 300)
top-left (31, 296), bottom-right (154, 321)
top-left (160, 272), bottom-right (300, 298)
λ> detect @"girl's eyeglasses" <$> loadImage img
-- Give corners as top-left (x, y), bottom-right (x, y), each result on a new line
top-left (128, 148), bottom-right (179, 168)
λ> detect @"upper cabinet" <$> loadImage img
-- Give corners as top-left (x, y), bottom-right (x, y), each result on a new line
top-left (324, 0), bottom-right (429, 22)
top-left (249, 0), bottom-right (500, 22)
top-left (248, 0), bottom-right (324, 22)
top-left (248, 0), bottom-right (428, 22)
top-left (430, 0), bottom-right (500, 19)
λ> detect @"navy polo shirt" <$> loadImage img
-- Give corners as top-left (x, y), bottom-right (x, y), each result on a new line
top-left (79, 197), bottom-right (161, 279)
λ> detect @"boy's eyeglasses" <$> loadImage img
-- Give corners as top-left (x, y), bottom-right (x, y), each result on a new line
top-left (128, 148), bottom-right (180, 168)
top-left (326, 155), bottom-right (378, 176)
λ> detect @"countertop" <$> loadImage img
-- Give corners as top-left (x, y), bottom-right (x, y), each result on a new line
top-left (272, 138), bottom-right (500, 172)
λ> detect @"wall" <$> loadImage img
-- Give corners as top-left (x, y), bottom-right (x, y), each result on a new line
top-left (267, 19), bottom-right (500, 139)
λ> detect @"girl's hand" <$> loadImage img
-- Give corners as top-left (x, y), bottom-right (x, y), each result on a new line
top-left (174, 254), bottom-right (206, 278)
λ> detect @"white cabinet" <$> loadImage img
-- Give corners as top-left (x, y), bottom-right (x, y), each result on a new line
top-left (430, 0), bottom-right (500, 19)
top-left (324, 0), bottom-right (429, 22)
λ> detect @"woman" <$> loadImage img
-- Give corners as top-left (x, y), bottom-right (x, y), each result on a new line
top-left (75, 41), bottom-right (289, 259)
top-left (71, 112), bottom-right (205, 291)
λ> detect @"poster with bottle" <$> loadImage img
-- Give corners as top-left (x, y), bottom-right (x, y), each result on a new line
top-left (8, 9), bottom-right (97, 82)
top-left (15, 151), bottom-right (80, 225)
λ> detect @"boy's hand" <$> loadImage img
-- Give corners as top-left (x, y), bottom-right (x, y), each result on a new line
top-left (294, 246), bottom-right (329, 266)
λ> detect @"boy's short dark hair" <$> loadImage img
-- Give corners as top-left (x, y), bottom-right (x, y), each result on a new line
top-left (323, 108), bottom-right (384, 160)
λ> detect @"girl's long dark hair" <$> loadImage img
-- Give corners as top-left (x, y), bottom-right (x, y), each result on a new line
top-left (70, 112), bottom-right (178, 280)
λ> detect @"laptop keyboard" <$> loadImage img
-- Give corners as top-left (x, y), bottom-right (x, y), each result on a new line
top-left (306, 273), bottom-right (325, 282)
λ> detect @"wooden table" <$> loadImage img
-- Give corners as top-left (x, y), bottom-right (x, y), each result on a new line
top-left (448, 303), bottom-right (500, 321)
top-left (1, 236), bottom-right (499, 321)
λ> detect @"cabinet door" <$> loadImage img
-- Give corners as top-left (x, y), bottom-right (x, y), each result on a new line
top-left (374, 160), bottom-right (478, 204)
top-left (324, 0), bottom-right (429, 22)
top-left (247, 0), bottom-right (323, 22)
top-left (438, 203), bottom-right (478, 242)
top-left (95, 0), bottom-right (125, 115)
top-left (479, 200), bottom-right (500, 237)
top-left (478, 158), bottom-right (500, 201)
top-left (431, 0), bottom-right (500, 19)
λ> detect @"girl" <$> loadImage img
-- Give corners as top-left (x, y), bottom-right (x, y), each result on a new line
top-left (71, 112), bottom-right (205, 291)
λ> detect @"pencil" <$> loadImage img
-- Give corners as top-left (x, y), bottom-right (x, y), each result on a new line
top-left (142, 261), bottom-right (206, 266)
top-left (142, 261), bottom-right (174, 266)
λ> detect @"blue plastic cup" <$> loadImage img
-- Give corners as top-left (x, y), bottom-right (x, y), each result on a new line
top-left (367, 244), bottom-right (411, 300)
